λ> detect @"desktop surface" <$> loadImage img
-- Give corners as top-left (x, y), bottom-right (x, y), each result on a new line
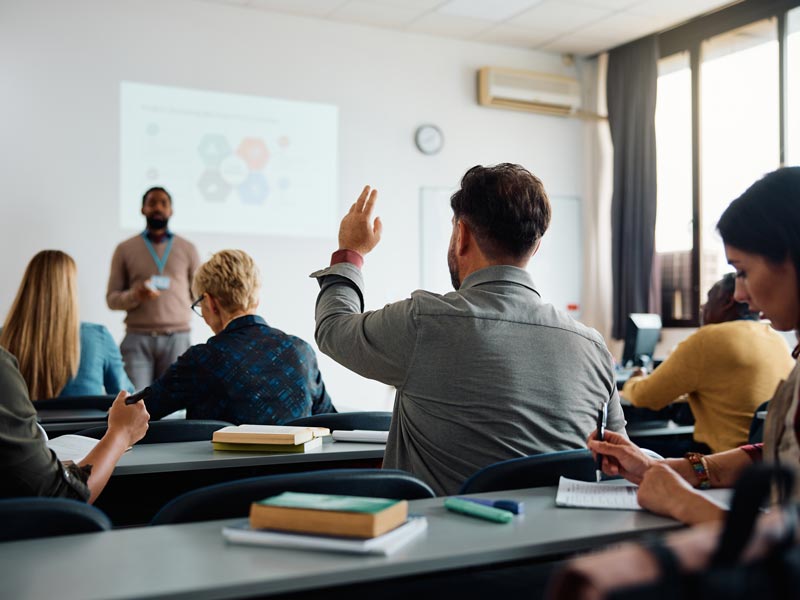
top-left (0, 486), bottom-right (682, 600)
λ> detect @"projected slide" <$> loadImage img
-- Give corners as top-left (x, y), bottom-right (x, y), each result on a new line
top-left (120, 81), bottom-right (338, 237)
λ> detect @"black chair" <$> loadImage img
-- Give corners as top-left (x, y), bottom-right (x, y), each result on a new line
top-left (0, 498), bottom-right (112, 542)
top-left (76, 419), bottom-right (233, 444)
top-left (749, 400), bottom-right (770, 444)
top-left (35, 394), bottom-right (116, 411)
top-left (285, 411), bottom-right (392, 431)
top-left (459, 449), bottom-right (596, 494)
top-left (150, 468), bottom-right (435, 525)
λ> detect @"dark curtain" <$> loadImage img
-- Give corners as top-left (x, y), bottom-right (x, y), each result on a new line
top-left (607, 36), bottom-right (659, 339)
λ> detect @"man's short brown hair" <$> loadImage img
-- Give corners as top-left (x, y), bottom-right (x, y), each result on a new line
top-left (450, 163), bottom-right (551, 260)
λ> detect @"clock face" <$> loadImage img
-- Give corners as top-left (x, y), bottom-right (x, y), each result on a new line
top-left (415, 125), bottom-right (443, 155)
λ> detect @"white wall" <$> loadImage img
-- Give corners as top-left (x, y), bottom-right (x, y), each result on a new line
top-left (0, 0), bottom-right (584, 410)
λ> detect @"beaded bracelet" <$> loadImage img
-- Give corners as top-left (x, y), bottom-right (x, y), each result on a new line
top-left (684, 452), bottom-right (711, 490)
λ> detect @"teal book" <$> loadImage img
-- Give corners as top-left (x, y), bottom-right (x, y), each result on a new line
top-left (249, 492), bottom-right (408, 538)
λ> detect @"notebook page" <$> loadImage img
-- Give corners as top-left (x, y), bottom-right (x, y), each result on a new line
top-left (555, 477), bottom-right (642, 510)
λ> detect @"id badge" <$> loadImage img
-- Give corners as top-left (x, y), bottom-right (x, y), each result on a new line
top-left (150, 275), bottom-right (171, 290)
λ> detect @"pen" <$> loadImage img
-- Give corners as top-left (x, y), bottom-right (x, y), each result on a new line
top-left (124, 387), bottom-right (152, 405)
top-left (596, 401), bottom-right (608, 482)
top-left (457, 497), bottom-right (524, 515)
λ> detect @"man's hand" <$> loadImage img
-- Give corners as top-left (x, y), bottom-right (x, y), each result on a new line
top-left (133, 280), bottom-right (160, 302)
top-left (588, 429), bottom-right (657, 484)
top-left (338, 185), bottom-right (383, 256)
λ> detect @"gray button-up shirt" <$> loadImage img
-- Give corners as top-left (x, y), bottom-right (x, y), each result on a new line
top-left (312, 262), bottom-right (625, 495)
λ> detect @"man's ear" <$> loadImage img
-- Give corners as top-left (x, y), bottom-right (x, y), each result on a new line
top-left (456, 219), bottom-right (471, 256)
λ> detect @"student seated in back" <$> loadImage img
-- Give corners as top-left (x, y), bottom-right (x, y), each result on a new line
top-left (311, 164), bottom-right (625, 496)
top-left (621, 273), bottom-right (794, 453)
top-left (142, 249), bottom-right (334, 424)
top-left (0, 346), bottom-right (148, 501)
top-left (0, 250), bottom-right (134, 400)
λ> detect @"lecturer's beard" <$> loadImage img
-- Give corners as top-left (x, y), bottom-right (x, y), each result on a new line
top-left (146, 216), bottom-right (169, 231)
top-left (447, 242), bottom-right (461, 290)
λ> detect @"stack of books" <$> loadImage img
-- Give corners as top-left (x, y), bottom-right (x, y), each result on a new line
top-left (222, 491), bottom-right (427, 555)
top-left (211, 425), bottom-right (330, 453)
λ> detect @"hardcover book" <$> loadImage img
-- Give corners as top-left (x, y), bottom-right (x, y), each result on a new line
top-left (212, 425), bottom-right (330, 446)
top-left (249, 492), bottom-right (408, 539)
top-left (211, 437), bottom-right (323, 453)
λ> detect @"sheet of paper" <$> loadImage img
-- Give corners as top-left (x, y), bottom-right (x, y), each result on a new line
top-left (555, 477), bottom-right (642, 510)
top-left (331, 430), bottom-right (388, 443)
top-left (46, 434), bottom-right (100, 464)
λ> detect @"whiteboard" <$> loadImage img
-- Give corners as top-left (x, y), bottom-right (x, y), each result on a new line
top-left (419, 187), bottom-right (582, 317)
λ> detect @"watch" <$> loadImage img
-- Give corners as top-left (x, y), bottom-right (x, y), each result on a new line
top-left (414, 124), bottom-right (444, 155)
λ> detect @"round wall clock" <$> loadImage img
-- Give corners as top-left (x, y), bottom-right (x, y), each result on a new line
top-left (414, 124), bottom-right (444, 155)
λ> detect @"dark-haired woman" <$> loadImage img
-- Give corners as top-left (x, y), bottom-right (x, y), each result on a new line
top-left (589, 167), bottom-right (800, 525)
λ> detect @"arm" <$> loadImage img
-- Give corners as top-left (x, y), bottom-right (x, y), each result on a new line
top-left (622, 332), bottom-right (702, 410)
top-left (100, 326), bottom-right (135, 394)
top-left (312, 186), bottom-right (418, 388)
top-left (79, 391), bottom-right (149, 503)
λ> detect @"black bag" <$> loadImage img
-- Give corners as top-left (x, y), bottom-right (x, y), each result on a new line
top-left (611, 464), bottom-right (800, 600)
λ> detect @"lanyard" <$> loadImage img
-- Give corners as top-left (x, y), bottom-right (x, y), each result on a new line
top-left (141, 231), bottom-right (173, 275)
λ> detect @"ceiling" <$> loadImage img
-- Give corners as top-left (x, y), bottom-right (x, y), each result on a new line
top-left (200, 0), bottom-right (739, 56)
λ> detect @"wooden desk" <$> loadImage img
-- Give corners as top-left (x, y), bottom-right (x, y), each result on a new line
top-left (95, 438), bottom-right (385, 525)
top-left (0, 486), bottom-right (682, 600)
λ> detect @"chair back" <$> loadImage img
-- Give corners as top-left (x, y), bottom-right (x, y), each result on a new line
top-left (34, 395), bottom-right (116, 411)
top-left (459, 449), bottom-right (596, 494)
top-left (0, 498), bottom-right (112, 542)
top-left (151, 468), bottom-right (435, 525)
top-left (749, 400), bottom-right (770, 444)
top-left (285, 411), bottom-right (392, 431)
top-left (76, 419), bottom-right (233, 443)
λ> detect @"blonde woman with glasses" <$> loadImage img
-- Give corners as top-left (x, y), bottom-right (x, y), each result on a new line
top-left (0, 250), bottom-right (133, 400)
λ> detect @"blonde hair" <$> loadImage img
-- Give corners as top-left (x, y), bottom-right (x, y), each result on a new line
top-left (0, 250), bottom-right (80, 400)
top-left (193, 249), bottom-right (261, 313)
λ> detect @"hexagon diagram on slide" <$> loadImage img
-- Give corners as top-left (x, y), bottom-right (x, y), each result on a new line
top-left (238, 172), bottom-right (269, 205)
top-left (197, 169), bottom-right (232, 203)
top-left (198, 134), bottom-right (232, 167)
top-left (236, 137), bottom-right (269, 170)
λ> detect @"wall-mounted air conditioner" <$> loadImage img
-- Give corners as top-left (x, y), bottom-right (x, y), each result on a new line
top-left (477, 66), bottom-right (582, 117)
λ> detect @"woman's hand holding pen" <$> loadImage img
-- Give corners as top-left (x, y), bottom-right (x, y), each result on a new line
top-left (587, 430), bottom-right (657, 485)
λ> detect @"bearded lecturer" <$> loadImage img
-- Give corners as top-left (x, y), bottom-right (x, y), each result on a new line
top-left (107, 186), bottom-right (201, 389)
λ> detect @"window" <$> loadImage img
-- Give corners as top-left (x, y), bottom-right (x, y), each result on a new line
top-left (652, 1), bottom-right (798, 326)
top-left (655, 52), bottom-right (693, 322)
top-left (699, 19), bottom-right (779, 296)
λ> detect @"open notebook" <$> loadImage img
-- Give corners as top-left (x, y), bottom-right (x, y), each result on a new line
top-left (555, 476), bottom-right (731, 511)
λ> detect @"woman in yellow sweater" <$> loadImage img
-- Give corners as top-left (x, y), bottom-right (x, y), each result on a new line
top-left (622, 273), bottom-right (794, 453)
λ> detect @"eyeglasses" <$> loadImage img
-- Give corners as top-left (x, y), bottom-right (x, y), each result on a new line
top-left (191, 295), bottom-right (204, 316)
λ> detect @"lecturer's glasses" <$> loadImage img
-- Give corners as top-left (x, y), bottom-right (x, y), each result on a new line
top-left (191, 294), bottom-right (205, 317)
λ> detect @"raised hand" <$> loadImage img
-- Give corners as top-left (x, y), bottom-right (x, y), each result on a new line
top-left (338, 185), bottom-right (383, 256)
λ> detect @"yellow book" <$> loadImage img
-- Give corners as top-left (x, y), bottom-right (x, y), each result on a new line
top-left (249, 492), bottom-right (408, 539)
top-left (212, 437), bottom-right (323, 453)
top-left (212, 424), bottom-right (329, 445)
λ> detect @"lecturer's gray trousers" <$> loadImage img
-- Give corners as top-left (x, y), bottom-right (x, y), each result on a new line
top-left (120, 331), bottom-right (191, 390)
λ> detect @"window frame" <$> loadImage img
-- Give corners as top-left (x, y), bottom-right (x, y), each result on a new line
top-left (652, 0), bottom-right (800, 327)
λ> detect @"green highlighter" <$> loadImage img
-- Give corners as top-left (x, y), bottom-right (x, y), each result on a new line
top-left (444, 497), bottom-right (514, 523)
